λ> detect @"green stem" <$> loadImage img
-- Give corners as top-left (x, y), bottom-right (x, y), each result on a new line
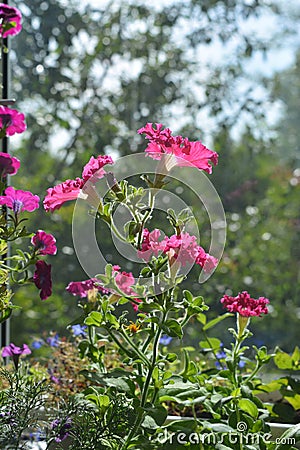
top-left (110, 218), bottom-right (128, 243)
top-left (119, 326), bottom-right (151, 368)
top-left (246, 360), bottom-right (261, 384)
top-left (137, 189), bottom-right (156, 249)
top-left (122, 310), bottom-right (166, 449)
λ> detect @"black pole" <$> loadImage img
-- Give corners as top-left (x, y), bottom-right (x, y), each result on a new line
top-left (0, 0), bottom-right (11, 349)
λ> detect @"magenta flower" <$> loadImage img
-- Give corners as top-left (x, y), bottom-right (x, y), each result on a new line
top-left (0, 106), bottom-right (26, 137)
top-left (0, 4), bottom-right (22, 38)
top-left (137, 228), bottom-right (164, 261)
top-left (0, 186), bottom-right (39, 214)
top-left (162, 232), bottom-right (199, 266)
top-left (82, 154), bottom-right (114, 183)
top-left (220, 291), bottom-right (269, 317)
top-left (66, 278), bottom-right (109, 297)
top-left (31, 230), bottom-right (57, 255)
top-left (0, 152), bottom-right (20, 178)
top-left (195, 246), bottom-right (218, 273)
top-left (138, 123), bottom-right (218, 174)
top-left (2, 343), bottom-right (31, 370)
top-left (43, 177), bottom-right (83, 212)
top-left (33, 260), bottom-right (52, 300)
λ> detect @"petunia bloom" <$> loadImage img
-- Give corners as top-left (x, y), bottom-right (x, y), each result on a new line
top-left (82, 154), bottom-right (114, 183)
top-left (220, 291), bottom-right (269, 317)
top-left (66, 278), bottom-right (109, 297)
top-left (31, 230), bottom-right (57, 255)
top-left (2, 342), bottom-right (31, 370)
top-left (138, 123), bottom-right (218, 174)
top-left (33, 260), bottom-right (52, 300)
top-left (162, 232), bottom-right (199, 267)
top-left (0, 152), bottom-right (20, 178)
top-left (0, 186), bottom-right (40, 214)
top-left (0, 4), bottom-right (22, 38)
top-left (137, 228), bottom-right (164, 261)
top-left (43, 178), bottom-right (83, 212)
top-left (0, 106), bottom-right (26, 137)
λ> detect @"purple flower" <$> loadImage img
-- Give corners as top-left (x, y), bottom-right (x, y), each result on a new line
top-left (33, 260), bottom-right (52, 300)
top-left (31, 230), bottom-right (57, 255)
top-left (71, 324), bottom-right (87, 337)
top-left (0, 152), bottom-right (20, 178)
top-left (0, 4), bottom-right (22, 38)
top-left (0, 106), bottom-right (26, 136)
top-left (2, 342), bottom-right (31, 370)
top-left (0, 186), bottom-right (39, 214)
top-left (46, 333), bottom-right (60, 347)
top-left (159, 335), bottom-right (172, 346)
top-left (51, 417), bottom-right (72, 443)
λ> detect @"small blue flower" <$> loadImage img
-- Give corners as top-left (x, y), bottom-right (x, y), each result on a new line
top-left (238, 360), bottom-right (246, 368)
top-left (31, 339), bottom-right (44, 349)
top-left (47, 333), bottom-right (60, 347)
top-left (71, 324), bottom-right (87, 337)
top-left (159, 335), bottom-right (172, 346)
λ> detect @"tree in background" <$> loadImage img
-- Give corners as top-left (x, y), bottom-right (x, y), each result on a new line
top-left (8, 0), bottom-right (299, 349)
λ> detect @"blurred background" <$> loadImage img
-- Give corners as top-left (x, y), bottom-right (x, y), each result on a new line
top-left (8, 0), bottom-right (300, 350)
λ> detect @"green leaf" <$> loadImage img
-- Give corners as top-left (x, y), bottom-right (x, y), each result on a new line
top-left (164, 319), bottom-right (183, 339)
top-left (141, 405), bottom-right (168, 429)
top-left (197, 313), bottom-right (207, 325)
top-left (199, 338), bottom-right (221, 351)
top-left (203, 312), bottom-right (233, 331)
top-left (238, 398), bottom-right (258, 418)
top-left (84, 311), bottom-right (103, 327)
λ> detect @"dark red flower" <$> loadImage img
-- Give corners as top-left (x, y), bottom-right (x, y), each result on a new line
top-left (0, 152), bottom-right (20, 178)
top-left (33, 260), bottom-right (52, 300)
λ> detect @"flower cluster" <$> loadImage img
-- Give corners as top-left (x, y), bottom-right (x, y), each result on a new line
top-left (137, 228), bottom-right (218, 272)
top-left (138, 122), bottom-right (218, 173)
top-left (220, 290), bottom-right (269, 317)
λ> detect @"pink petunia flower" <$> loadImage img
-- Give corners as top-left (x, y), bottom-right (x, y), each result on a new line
top-left (0, 4), bottom-right (22, 38)
top-left (0, 152), bottom-right (20, 178)
top-left (2, 342), bottom-right (31, 370)
top-left (115, 270), bottom-right (136, 296)
top-left (66, 278), bottom-right (109, 297)
top-left (43, 178), bottom-right (83, 212)
top-left (82, 155), bottom-right (114, 183)
top-left (0, 106), bottom-right (26, 137)
top-left (195, 246), bottom-right (218, 273)
top-left (220, 291), bottom-right (269, 317)
top-left (33, 260), bottom-right (52, 300)
top-left (0, 186), bottom-right (39, 214)
top-left (162, 232), bottom-right (199, 266)
top-left (31, 230), bottom-right (57, 255)
top-left (138, 123), bottom-right (218, 174)
top-left (137, 228), bottom-right (164, 261)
